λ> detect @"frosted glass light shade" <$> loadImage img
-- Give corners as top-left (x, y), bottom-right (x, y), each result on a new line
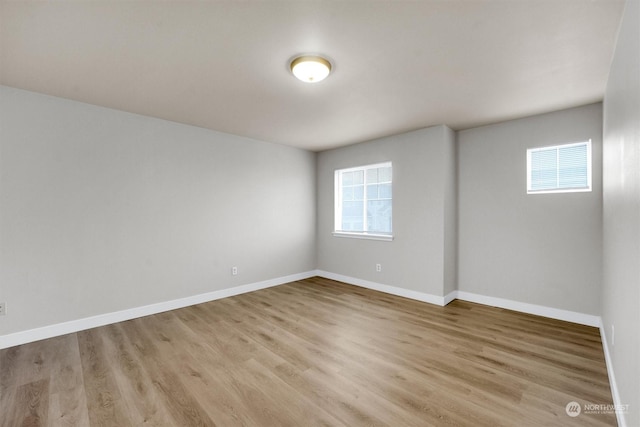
top-left (290, 56), bottom-right (331, 83)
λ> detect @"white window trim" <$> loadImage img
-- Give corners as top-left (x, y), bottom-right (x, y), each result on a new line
top-left (332, 231), bottom-right (394, 241)
top-left (526, 140), bottom-right (592, 194)
top-left (334, 161), bottom-right (393, 240)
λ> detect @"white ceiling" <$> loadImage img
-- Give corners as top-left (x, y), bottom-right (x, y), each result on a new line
top-left (0, 1), bottom-right (625, 151)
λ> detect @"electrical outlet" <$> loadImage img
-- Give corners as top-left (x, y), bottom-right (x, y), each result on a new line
top-left (0, 302), bottom-right (5, 316)
top-left (232, 266), bottom-right (238, 276)
top-left (376, 263), bottom-right (382, 272)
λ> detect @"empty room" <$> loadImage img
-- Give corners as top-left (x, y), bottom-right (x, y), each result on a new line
top-left (0, 1), bottom-right (638, 426)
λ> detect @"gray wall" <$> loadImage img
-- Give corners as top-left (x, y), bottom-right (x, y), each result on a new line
top-left (458, 103), bottom-right (603, 315)
top-left (316, 125), bottom-right (456, 297)
top-left (0, 86), bottom-right (317, 336)
top-left (602, 0), bottom-right (640, 424)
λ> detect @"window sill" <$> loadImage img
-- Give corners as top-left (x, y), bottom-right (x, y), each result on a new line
top-left (527, 187), bottom-right (591, 194)
top-left (332, 232), bottom-right (394, 242)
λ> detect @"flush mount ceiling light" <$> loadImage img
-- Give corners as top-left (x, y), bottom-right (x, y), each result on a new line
top-left (290, 55), bottom-right (332, 83)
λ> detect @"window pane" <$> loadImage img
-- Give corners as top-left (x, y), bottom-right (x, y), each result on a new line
top-left (342, 186), bottom-right (354, 201)
top-left (366, 168), bottom-right (378, 183)
top-left (367, 200), bottom-right (392, 233)
top-left (530, 148), bottom-right (557, 191)
top-left (558, 145), bottom-right (588, 188)
top-left (367, 184), bottom-right (378, 199)
top-left (378, 183), bottom-right (392, 199)
top-left (343, 201), bottom-right (363, 216)
top-left (342, 171), bottom-right (353, 186)
top-left (531, 169), bottom-right (557, 191)
top-left (335, 162), bottom-right (392, 235)
top-left (353, 184), bottom-right (364, 201)
top-left (378, 167), bottom-right (392, 182)
top-left (341, 201), bottom-right (363, 231)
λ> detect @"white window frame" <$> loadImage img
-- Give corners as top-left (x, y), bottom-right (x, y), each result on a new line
top-left (526, 140), bottom-right (592, 194)
top-left (333, 162), bottom-right (393, 241)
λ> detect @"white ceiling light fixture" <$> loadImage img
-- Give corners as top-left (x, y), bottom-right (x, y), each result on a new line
top-left (290, 55), bottom-right (332, 83)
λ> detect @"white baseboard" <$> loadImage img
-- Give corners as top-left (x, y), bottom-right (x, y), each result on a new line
top-left (1, 270), bottom-right (622, 418)
top-left (0, 271), bottom-right (606, 350)
top-left (599, 324), bottom-right (628, 427)
top-left (443, 290), bottom-right (457, 305)
top-left (2, 270), bottom-right (623, 425)
top-left (453, 290), bottom-right (602, 327)
top-left (0, 271), bottom-right (317, 350)
top-left (315, 270), bottom-right (448, 306)
top-left (313, 273), bottom-right (601, 327)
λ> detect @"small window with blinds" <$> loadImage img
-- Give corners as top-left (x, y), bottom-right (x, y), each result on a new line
top-left (527, 140), bottom-right (592, 194)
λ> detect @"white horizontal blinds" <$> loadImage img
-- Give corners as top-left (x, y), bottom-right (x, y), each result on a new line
top-left (336, 162), bottom-right (392, 234)
top-left (530, 148), bottom-right (558, 191)
top-left (558, 144), bottom-right (588, 189)
top-left (528, 141), bottom-right (591, 193)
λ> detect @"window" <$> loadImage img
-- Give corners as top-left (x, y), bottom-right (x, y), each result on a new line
top-left (527, 140), bottom-right (591, 194)
top-left (334, 162), bottom-right (392, 240)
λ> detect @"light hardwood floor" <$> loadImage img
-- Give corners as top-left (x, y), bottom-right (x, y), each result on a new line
top-left (0, 277), bottom-right (616, 426)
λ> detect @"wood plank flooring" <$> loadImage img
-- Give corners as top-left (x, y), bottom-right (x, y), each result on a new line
top-left (0, 277), bottom-right (616, 426)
